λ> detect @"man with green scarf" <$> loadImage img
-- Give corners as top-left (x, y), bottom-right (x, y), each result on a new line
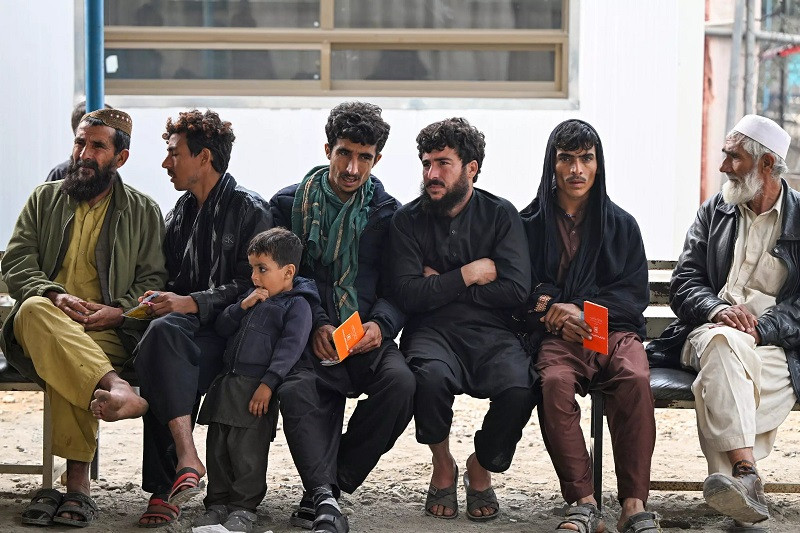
top-left (270, 102), bottom-right (414, 533)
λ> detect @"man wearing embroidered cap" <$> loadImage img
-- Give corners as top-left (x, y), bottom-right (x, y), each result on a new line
top-left (649, 114), bottom-right (800, 525)
top-left (1, 108), bottom-right (167, 526)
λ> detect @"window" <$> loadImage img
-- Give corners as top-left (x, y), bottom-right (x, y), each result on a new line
top-left (103, 0), bottom-right (570, 98)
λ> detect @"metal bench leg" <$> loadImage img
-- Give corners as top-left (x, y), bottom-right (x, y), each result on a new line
top-left (590, 391), bottom-right (604, 510)
top-left (42, 392), bottom-right (55, 489)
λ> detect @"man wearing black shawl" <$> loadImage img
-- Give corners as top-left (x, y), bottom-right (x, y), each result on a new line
top-left (391, 118), bottom-right (537, 522)
top-left (132, 110), bottom-right (273, 527)
top-left (518, 120), bottom-right (658, 533)
top-left (270, 102), bottom-right (414, 533)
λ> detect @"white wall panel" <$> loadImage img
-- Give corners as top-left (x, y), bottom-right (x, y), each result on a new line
top-left (2, 0), bottom-right (705, 261)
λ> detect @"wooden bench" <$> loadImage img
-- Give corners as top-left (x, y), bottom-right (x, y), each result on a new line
top-left (589, 260), bottom-right (800, 508)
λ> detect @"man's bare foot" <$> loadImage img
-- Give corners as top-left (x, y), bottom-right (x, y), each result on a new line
top-left (427, 442), bottom-right (457, 518)
top-left (465, 453), bottom-right (496, 518)
top-left (90, 383), bottom-right (148, 421)
top-left (617, 497), bottom-right (646, 531)
top-left (167, 462), bottom-right (206, 506)
top-left (175, 460), bottom-right (206, 480)
top-left (59, 461), bottom-right (91, 522)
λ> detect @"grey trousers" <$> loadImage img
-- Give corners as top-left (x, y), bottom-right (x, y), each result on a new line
top-left (204, 400), bottom-right (278, 512)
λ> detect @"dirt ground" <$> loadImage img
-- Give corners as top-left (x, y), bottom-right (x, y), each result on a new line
top-left (0, 392), bottom-right (798, 532)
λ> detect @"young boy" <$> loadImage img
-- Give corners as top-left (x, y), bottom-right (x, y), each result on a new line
top-left (193, 228), bottom-right (319, 533)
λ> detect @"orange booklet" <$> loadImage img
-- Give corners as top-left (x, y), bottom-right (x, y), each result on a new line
top-left (329, 311), bottom-right (365, 363)
top-left (582, 301), bottom-right (609, 355)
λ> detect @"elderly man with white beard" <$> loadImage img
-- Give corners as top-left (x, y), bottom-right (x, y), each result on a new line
top-left (650, 114), bottom-right (800, 526)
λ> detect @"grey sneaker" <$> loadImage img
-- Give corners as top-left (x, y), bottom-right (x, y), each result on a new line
top-left (703, 460), bottom-right (769, 524)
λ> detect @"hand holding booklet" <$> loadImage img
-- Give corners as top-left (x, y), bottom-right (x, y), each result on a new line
top-left (582, 301), bottom-right (609, 355)
top-left (123, 292), bottom-right (159, 320)
top-left (320, 311), bottom-right (365, 366)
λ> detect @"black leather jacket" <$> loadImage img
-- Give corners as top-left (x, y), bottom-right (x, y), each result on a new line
top-left (648, 180), bottom-right (800, 401)
top-left (165, 173), bottom-right (273, 325)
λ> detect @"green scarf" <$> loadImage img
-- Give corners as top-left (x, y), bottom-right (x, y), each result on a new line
top-left (291, 165), bottom-right (374, 322)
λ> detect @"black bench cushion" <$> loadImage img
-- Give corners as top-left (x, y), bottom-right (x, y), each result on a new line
top-left (0, 352), bottom-right (28, 383)
top-left (650, 367), bottom-right (696, 401)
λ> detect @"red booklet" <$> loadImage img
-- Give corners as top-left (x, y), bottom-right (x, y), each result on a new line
top-left (582, 301), bottom-right (609, 355)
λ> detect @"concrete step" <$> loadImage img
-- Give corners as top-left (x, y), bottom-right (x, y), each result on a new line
top-left (645, 304), bottom-right (675, 340)
top-left (649, 268), bottom-right (671, 305)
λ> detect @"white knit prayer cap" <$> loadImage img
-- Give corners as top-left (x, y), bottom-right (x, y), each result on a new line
top-left (732, 114), bottom-right (791, 160)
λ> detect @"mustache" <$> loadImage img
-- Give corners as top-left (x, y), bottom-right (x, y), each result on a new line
top-left (74, 159), bottom-right (100, 173)
top-left (566, 176), bottom-right (586, 183)
top-left (425, 179), bottom-right (446, 188)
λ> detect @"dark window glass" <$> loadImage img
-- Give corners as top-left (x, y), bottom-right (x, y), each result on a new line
top-left (105, 0), bottom-right (321, 28)
top-left (331, 49), bottom-right (555, 82)
top-left (105, 49), bottom-right (320, 80)
top-left (334, 0), bottom-right (562, 29)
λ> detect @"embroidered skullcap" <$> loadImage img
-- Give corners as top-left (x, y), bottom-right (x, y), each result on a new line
top-left (732, 114), bottom-right (790, 160)
top-left (81, 108), bottom-right (133, 137)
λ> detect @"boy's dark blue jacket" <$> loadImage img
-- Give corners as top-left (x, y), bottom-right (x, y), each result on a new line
top-left (214, 276), bottom-right (320, 391)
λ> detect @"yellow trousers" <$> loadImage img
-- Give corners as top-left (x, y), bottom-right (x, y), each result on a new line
top-left (13, 296), bottom-right (128, 462)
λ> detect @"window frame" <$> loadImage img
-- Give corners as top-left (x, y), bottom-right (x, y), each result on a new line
top-left (79, 0), bottom-right (580, 109)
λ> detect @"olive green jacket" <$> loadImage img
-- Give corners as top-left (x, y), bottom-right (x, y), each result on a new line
top-left (0, 176), bottom-right (168, 384)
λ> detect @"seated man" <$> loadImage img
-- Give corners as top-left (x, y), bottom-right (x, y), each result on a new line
top-left (271, 101), bottom-right (414, 533)
top-left (1, 109), bottom-right (167, 527)
top-left (518, 120), bottom-right (658, 533)
top-left (131, 110), bottom-right (273, 527)
top-left (391, 117), bottom-right (537, 522)
top-left (651, 114), bottom-right (800, 525)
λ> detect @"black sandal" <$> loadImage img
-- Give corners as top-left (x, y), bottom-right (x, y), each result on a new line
top-left (21, 488), bottom-right (63, 526)
top-left (424, 465), bottom-right (459, 519)
top-left (51, 492), bottom-right (99, 528)
top-left (464, 471), bottom-right (499, 522)
top-left (620, 511), bottom-right (660, 533)
top-left (556, 503), bottom-right (603, 533)
top-left (290, 492), bottom-right (315, 529)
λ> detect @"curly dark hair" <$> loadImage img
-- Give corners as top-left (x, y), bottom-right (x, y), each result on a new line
top-left (247, 227), bottom-right (303, 272)
top-left (416, 117), bottom-right (486, 181)
top-left (163, 109), bottom-right (235, 174)
top-left (325, 102), bottom-right (391, 154)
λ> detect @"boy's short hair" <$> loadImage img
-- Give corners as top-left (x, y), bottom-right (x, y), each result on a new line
top-left (247, 228), bottom-right (303, 272)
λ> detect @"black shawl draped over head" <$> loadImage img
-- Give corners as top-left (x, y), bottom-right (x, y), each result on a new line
top-left (518, 119), bottom-right (648, 345)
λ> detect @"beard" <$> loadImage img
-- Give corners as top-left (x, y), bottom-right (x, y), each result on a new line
top-left (419, 167), bottom-right (471, 216)
top-left (722, 167), bottom-right (762, 205)
top-left (61, 157), bottom-right (116, 202)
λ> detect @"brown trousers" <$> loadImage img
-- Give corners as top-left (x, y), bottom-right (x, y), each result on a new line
top-left (535, 331), bottom-right (655, 503)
